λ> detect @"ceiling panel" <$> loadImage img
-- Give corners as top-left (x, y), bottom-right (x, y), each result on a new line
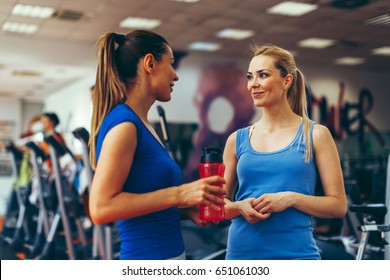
top-left (0, 0), bottom-right (389, 101)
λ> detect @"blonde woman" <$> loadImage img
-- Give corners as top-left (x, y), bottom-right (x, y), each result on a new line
top-left (223, 44), bottom-right (347, 259)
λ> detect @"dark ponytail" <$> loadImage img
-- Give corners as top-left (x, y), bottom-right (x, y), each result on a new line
top-left (90, 30), bottom-right (169, 168)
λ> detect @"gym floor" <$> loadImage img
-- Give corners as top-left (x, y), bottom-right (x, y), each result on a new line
top-left (0, 238), bottom-right (20, 260)
top-left (0, 216), bottom-right (20, 260)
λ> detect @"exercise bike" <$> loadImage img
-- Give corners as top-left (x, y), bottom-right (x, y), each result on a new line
top-left (349, 203), bottom-right (389, 260)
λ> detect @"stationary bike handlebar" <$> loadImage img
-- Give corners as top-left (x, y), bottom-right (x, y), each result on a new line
top-left (5, 141), bottom-right (24, 160)
top-left (72, 127), bottom-right (89, 145)
top-left (44, 135), bottom-right (70, 157)
top-left (25, 141), bottom-right (47, 161)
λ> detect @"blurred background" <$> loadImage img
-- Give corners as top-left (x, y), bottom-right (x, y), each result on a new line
top-left (0, 0), bottom-right (389, 260)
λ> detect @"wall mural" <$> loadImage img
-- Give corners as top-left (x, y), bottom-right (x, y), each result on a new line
top-left (182, 63), bottom-right (255, 182)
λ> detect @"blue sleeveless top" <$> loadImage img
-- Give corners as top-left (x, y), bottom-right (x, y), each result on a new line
top-left (96, 103), bottom-right (184, 260)
top-left (226, 121), bottom-right (320, 260)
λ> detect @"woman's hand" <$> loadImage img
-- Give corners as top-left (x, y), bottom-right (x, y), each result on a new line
top-left (236, 198), bottom-right (271, 224)
top-left (252, 192), bottom-right (293, 214)
top-left (186, 206), bottom-right (210, 227)
top-left (177, 175), bottom-right (226, 210)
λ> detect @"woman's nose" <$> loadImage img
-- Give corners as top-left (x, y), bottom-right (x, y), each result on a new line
top-left (248, 79), bottom-right (259, 88)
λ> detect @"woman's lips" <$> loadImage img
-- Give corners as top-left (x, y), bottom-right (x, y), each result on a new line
top-left (251, 91), bottom-right (264, 97)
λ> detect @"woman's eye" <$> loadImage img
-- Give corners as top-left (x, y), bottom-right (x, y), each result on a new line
top-left (246, 75), bottom-right (253, 80)
top-left (260, 73), bottom-right (268, 78)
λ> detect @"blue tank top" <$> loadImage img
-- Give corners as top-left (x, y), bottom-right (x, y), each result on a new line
top-left (96, 103), bottom-right (184, 260)
top-left (226, 121), bottom-right (320, 260)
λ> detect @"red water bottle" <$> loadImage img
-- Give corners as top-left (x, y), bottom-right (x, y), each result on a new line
top-left (199, 147), bottom-right (225, 222)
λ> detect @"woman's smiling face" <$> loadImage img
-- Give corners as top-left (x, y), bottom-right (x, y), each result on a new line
top-left (246, 54), bottom-right (291, 108)
top-left (151, 45), bottom-right (179, 102)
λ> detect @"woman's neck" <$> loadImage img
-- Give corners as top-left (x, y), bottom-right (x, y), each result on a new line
top-left (258, 104), bottom-right (300, 129)
top-left (124, 84), bottom-right (155, 124)
top-left (45, 129), bottom-right (56, 136)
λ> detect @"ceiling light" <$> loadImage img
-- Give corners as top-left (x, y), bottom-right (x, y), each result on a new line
top-left (266, 1), bottom-right (318, 17)
top-left (216, 28), bottom-right (254, 40)
top-left (334, 57), bottom-right (365, 66)
top-left (12, 4), bottom-right (54, 18)
top-left (12, 70), bottom-right (42, 77)
top-left (298, 38), bottom-right (336, 49)
top-left (170, 0), bottom-right (200, 3)
top-left (2, 22), bottom-right (38, 34)
top-left (371, 46), bottom-right (390, 56)
top-left (119, 17), bottom-right (161, 29)
top-left (188, 42), bottom-right (221, 52)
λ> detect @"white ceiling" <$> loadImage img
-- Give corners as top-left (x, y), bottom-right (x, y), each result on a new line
top-left (0, 0), bottom-right (389, 102)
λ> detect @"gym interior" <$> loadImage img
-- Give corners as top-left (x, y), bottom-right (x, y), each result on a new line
top-left (0, 0), bottom-right (389, 261)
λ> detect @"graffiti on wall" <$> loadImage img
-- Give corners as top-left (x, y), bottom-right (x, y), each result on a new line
top-left (308, 82), bottom-right (385, 152)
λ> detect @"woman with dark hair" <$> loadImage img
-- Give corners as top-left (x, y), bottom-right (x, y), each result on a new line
top-left (223, 44), bottom-right (347, 259)
top-left (88, 30), bottom-right (226, 260)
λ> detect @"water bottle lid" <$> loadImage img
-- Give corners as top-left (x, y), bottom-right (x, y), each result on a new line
top-left (201, 147), bottom-right (223, 163)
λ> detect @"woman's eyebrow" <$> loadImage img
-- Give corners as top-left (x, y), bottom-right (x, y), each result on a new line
top-left (247, 69), bottom-right (270, 74)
